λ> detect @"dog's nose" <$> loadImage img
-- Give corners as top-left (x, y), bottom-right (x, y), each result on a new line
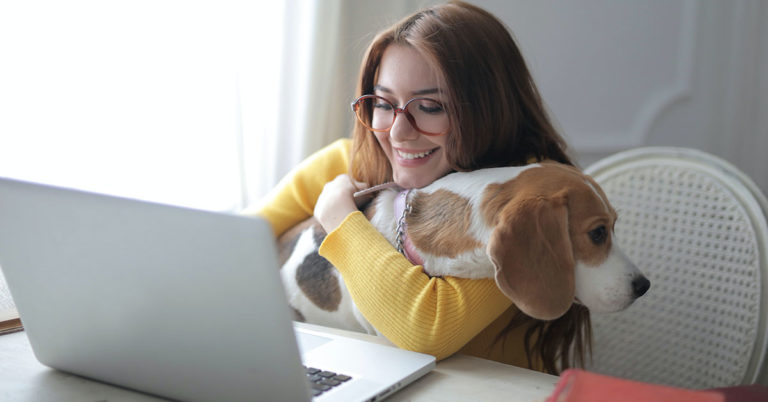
top-left (632, 276), bottom-right (651, 298)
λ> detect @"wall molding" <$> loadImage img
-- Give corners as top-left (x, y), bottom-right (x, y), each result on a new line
top-left (571, 0), bottom-right (699, 154)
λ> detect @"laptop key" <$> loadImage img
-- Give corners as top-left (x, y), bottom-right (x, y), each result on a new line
top-left (304, 366), bottom-right (353, 397)
top-left (332, 374), bottom-right (351, 382)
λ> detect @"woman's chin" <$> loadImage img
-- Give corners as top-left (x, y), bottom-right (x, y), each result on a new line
top-left (391, 159), bottom-right (452, 189)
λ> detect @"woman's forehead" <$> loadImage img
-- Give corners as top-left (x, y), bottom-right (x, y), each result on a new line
top-left (375, 45), bottom-right (442, 97)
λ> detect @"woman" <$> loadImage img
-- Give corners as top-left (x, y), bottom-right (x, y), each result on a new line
top-left (249, 1), bottom-right (589, 375)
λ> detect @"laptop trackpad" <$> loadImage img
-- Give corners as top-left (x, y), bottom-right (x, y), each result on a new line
top-left (295, 332), bottom-right (333, 355)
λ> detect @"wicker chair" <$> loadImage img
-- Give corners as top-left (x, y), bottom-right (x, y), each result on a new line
top-left (583, 147), bottom-right (768, 389)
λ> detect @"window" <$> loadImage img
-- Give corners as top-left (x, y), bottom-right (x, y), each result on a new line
top-left (0, 1), bottom-right (284, 211)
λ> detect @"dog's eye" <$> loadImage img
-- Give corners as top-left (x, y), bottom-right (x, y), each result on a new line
top-left (589, 225), bottom-right (607, 245)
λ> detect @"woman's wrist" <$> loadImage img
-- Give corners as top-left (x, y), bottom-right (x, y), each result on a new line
top-left (314, 174), bottom-right (365, 233)
top-left (316, 201), bottom-right (358, 233)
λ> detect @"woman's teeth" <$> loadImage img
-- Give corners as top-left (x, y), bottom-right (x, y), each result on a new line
top-left (397, 149), bottom-right (435, 160)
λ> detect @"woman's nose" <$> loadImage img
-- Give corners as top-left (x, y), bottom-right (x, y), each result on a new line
top-left (389, 111), bottom-right (420, 142)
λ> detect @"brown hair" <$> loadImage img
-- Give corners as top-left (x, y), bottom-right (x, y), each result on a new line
top-left (349, 1), bottom-right (587, 374)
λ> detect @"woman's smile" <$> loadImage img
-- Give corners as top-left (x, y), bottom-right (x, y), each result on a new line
top-left (395, 147), bottom-right (439, 163)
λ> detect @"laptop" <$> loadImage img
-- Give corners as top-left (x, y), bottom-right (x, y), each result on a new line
top-left (0, 177), bottom-right (435, 402)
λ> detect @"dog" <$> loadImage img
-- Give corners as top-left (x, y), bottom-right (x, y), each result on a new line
top-left (278, 162), bottom-right (650, 334)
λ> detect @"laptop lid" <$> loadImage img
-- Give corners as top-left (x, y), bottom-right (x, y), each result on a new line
top-left (0, 177), bottom-right (434, 402)
top-left (0, 176), bottom-right (311, 401)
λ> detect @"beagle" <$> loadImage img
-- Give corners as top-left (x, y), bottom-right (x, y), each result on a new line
top-left (279, 162), bottom-right (650, 334)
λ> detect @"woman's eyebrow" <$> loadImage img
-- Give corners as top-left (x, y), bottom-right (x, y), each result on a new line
top-left (412, 88), bottom-right (440, 96)
top-left (373, 85), bottom-right (440, 96)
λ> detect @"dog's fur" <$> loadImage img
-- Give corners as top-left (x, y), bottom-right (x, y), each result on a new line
top-left (279, 162), bottom-right (649, 334)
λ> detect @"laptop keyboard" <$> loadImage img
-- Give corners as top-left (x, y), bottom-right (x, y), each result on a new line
top-left (305, 366), bottom-right (352, 397)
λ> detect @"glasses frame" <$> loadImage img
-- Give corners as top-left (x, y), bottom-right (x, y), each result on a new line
top-left (350, 94), bottom-right (450, 136)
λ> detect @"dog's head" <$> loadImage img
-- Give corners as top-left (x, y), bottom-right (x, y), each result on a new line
top-left (485, 162), bottom-right (649, 320)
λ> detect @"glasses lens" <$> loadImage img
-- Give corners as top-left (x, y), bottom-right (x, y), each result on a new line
top-left (354, 96), bottom-right (394, 131)
top-left (404, 98), bottom-right (449, 135)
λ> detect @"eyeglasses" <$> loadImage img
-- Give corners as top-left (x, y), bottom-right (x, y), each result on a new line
top-left (350, 94), bottom-right (449, 136)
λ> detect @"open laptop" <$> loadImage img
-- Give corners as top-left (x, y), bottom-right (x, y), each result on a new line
top-left (0, 177), bottom-right (435, 402)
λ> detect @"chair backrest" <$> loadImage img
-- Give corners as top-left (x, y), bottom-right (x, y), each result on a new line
top-left (584, 147), bottom-right (768, 389)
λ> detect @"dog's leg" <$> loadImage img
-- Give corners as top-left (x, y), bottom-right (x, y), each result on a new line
top-left (280, 223), bottom-right (374, 334)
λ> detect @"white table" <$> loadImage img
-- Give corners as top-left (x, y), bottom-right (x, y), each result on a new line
top-left (0, 324), bottom-right (559, 402)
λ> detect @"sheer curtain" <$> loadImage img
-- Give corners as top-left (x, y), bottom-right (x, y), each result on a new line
top-left (0, 1), bottom-right (425, 212)
top-left (0, 1), bottom-right (285, 212)
top-left (241, 0), bottom-right (348, 207)
top-left (242, 0), bottom-right (425, 208)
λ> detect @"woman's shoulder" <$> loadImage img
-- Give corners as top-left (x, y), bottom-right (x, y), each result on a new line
top-left (295, 137), bottom-right (352, 177)
top-left (327, 137), bottom-right (352, 157)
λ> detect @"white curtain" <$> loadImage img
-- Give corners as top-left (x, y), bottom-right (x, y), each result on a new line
top-left (0, 1), bottom-right (285, 212)
top-left (240, 0), bottom-right (347, 207)
top-left (241, 0), bottom-right (428, 208)
top-left (0, 0), bottom-right (427, 212)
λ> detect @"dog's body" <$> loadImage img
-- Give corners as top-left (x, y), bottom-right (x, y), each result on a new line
top-left (279, 162), bottom-right (649, 334)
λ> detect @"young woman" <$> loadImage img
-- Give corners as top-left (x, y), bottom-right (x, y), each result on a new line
top-left (249, 1), bottom-right (589, 374)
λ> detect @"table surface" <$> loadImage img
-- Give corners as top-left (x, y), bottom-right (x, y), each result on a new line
top-left (0, 323), bottom-right (559, 402)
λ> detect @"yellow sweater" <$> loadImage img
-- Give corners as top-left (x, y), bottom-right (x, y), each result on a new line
top-left (247, 138), bottom-right (540, 370)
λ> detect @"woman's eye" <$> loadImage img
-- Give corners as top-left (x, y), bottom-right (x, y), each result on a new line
top-left (588, 225), bottom-right (607, 245)
top-left (418, 104), bottom-right (444, 114)
top-left (374, 102), bottom-right (393, 111)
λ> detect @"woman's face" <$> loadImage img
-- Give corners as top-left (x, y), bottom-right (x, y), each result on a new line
top-left (373, 45), bottom-right (452, 189)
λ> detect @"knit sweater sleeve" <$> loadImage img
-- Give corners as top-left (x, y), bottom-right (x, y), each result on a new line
top-left (242, 138), bottom-right (351, 236)
top-left (319, 211), bottom-right (513, 360)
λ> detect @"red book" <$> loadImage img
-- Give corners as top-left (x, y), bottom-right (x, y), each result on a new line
top-left (548, 369), bottom-right (768, 402)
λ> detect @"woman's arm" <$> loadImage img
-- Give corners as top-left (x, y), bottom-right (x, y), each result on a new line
top-left (319, 211), bottom-right (512, 360)
top-left (242, 139), bottom-right (351, 236)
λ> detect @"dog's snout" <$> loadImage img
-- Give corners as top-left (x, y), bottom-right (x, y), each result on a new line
top-left (632, 276), bottom-right (651, 298)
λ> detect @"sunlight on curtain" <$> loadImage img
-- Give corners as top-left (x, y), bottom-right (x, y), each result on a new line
top-left (241, 0), bottom-right (354, 209)
top-left (0, 1), bottom-right (284, 211)
top-left (241, 0), bottom-right (340, 206)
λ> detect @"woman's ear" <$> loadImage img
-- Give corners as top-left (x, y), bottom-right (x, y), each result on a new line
top-left (487, 195), bottom-right (575, 320)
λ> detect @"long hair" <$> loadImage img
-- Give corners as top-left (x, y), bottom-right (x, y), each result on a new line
top-left (349, 1), bottom-right (588, 374)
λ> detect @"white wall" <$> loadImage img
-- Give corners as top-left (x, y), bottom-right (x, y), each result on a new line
top-left (329, 0), bottom-right (768, 196)
top-left (476, 0), bottom-right (768, 195)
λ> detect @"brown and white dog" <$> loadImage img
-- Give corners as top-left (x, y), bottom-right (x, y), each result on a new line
top-left (278, 162), bottom-right (650, 334)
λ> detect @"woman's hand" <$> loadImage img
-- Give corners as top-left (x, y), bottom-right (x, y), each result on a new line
top-left (314, 174), bottom-right (368, 233)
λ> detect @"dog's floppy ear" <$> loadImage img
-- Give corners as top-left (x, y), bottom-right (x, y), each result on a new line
top-left (487, 194), bottom-right (575, 320)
